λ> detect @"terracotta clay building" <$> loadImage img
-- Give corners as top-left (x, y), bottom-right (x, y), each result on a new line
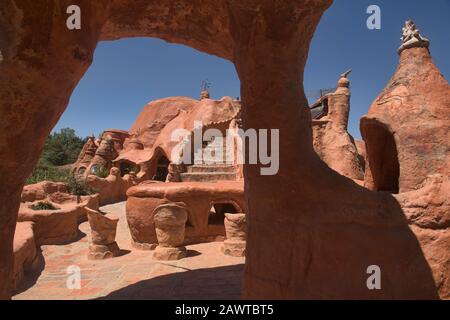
top-left (73, 92), bottom-right (242, 184)
top-left (70, 76), bottom-right (365, 250)
top-left (72, 91), bottom-right (247, 248)
top-left (0, 0), bottom-right (448, 301)
top-left (75, 71), bottom-right (365, 197)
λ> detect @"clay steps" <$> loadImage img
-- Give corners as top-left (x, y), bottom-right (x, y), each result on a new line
top-left (180, 171), bottom-right (237, 182)
top-left (187, 164), bottom-right (237, 173)
top-left (184, 138), bottom-right (238, 181)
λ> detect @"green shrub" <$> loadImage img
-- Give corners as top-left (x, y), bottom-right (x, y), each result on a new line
top-left (26, 160), bottom-right (72, 185)
top-left (66, 175), bottom-right (95, 196)
top-left (26, 160), bottom-right (95, 196)
top-left (29, 201), bottom-right (59, 211)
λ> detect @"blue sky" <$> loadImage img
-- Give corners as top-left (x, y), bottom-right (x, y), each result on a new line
top-left (55, 0), bottom-right (450, 139)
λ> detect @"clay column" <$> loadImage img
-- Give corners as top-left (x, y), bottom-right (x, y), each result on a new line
top-left (328, 75), bottom-right (351, 131)
top-left (0, 0), bottom-right (106, 299)
top-left (229, 1), bottom-right (333, 298)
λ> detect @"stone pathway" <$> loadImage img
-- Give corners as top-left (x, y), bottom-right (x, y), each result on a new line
top-left (13, 202), bottom-right (244, 300)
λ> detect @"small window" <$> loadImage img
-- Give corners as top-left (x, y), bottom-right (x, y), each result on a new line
top-left (90, 165), bottom-right (99, 174)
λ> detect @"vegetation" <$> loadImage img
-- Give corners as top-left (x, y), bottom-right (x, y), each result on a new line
top-left (27, 127), bottom-right (86, 185)
top-left (26, 161), bottom-right (96, 195)
top-left (26, 128), bottom-right (93, 194)
top-left (26, 127), bottom-right (104, 196)
top-left (28, 201), bottom-right (59, 211)
top-left (66, 175), bottom-right (95, 196)
top-left (42, 128), bottom-right (86, 166)
top-left (26, 159), bottom-right (72, 185)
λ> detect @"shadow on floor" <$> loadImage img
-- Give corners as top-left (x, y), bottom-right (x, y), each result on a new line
top-left (118, 249), bottom-right (132, 257)
top-left (97, 264), bottom-right (244, 300)
top-left (186, 250), bottom-right (201, 258)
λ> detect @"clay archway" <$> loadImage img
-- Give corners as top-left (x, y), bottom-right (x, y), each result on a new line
top-left (147, 147), bottom-right (171, 181)
top-left (0, 0), bottom-right (441, 300)
top-left (154, 155), bottom-right (170, 182)
top-left (362, 121), bottom-right (400, 194)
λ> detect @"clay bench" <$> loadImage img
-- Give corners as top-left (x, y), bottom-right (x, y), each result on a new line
top-left (126, 181), bottom-right (245, 249)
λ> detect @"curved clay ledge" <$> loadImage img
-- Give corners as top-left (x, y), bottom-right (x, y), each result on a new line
top-left (21, 181), bottom-right (68, 203)
top-left (18, 194), bottom-right (99, 246)
top-left (126, 181), bottom-right (245, 248)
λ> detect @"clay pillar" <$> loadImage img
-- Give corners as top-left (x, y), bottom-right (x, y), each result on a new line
top-left (0, 1), bottom-right (104, 298)
top-left (230, 2), bottom-right (332, 299)
top-left (0, 189), bottom-right (20, 299)
top-left (153, 203), bottom-right (188, 260)
top-left (222, 213), bottom-right (247, 257)
top-left (328, 77), bottom-right (350, 131)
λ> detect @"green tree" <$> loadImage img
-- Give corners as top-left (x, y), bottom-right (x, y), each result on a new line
top-left (42, 128), bottom-right (86, 166)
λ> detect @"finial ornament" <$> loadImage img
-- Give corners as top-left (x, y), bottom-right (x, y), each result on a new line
top-left (200, 79), bottom-right (211, 100)
top-left (337, 69), bottom-right (351, 90)
top-left (398, 20), bottom-right (429, 54)
top-left (340, 69), bottom-right (352, 79)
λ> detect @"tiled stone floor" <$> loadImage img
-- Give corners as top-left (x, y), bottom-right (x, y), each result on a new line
top-left (13, 202), bottom-right (244, 300)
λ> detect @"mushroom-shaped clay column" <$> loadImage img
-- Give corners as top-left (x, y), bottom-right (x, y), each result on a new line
top-left (86, 207), bottom-right (120, 260)
top-left (222, 213), bottom-right (246, 257)
top-left (153, 203), bottom-right (188, 261)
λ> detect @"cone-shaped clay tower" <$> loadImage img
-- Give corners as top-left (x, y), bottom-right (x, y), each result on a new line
top-left (361, 21), bottom-right (450, 194)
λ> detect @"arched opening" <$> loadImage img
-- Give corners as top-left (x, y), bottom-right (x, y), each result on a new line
top-left (207, 201), bottom-right (241, 226)
top-left (119, 161), bottom-right (140, 177)
top-left (153, 155), bottom-right (170, 182)
top-left (363, 122), bottom-right (400, 194)
top-left (8, 35), bottom-right (243, 300)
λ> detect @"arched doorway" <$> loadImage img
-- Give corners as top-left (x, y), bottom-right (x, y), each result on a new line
top-left (153, 155), bottom-right (170, 182)
top-left (363, 122), bottom-right (400, 194)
